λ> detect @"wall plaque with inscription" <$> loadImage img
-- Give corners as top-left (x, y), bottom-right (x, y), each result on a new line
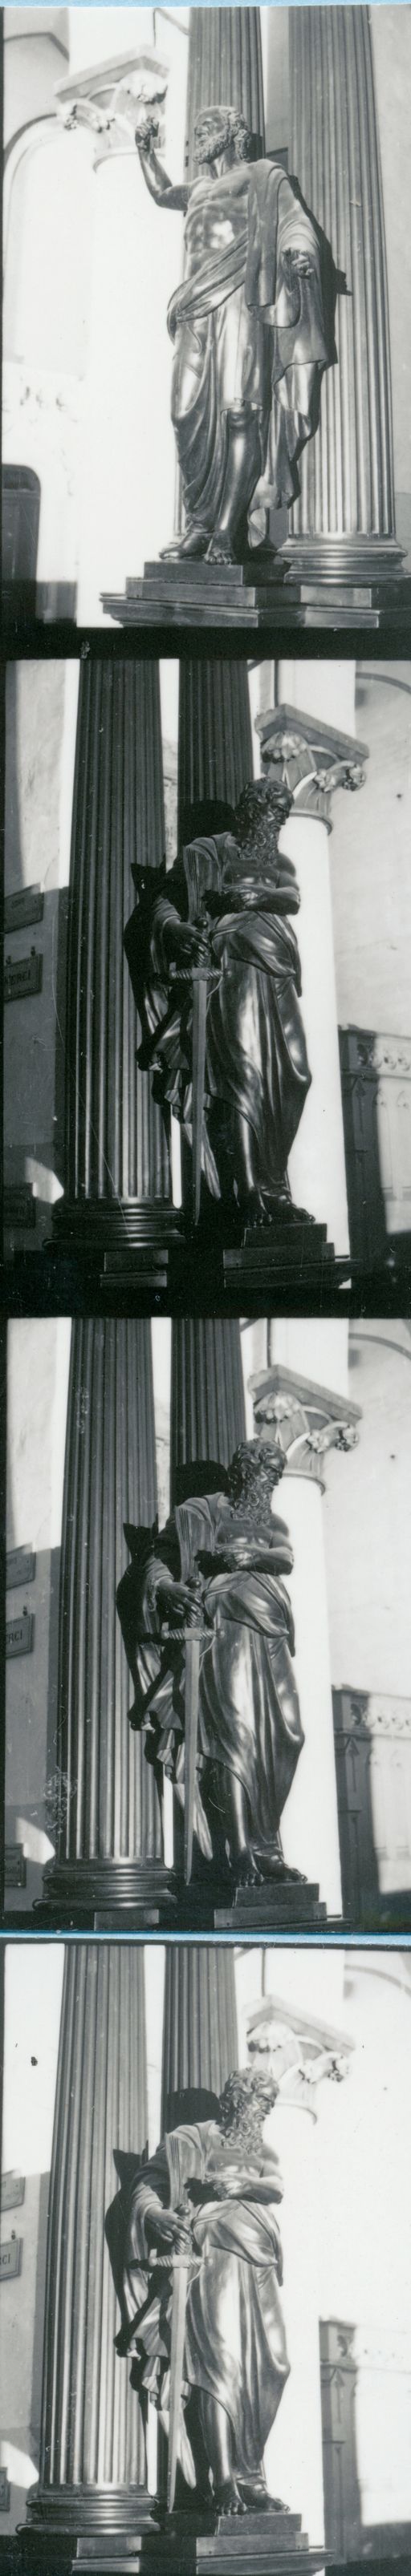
top-left (4, 886), bottom-right (44, 934)
top-left (6, 1609), bottom-right (34, 1658)
top-left (1, 2174), bottom-right (25, 2212)
top-left (4, 1185), bottom-right (35, 1229)
top-left (0, 2239), bottom-right (22, 2282)
top-left (4, 948), bottom-right (43, 1002)
top-left (6, 1546), bottom-right (36, 1592)
top-left (5, 1845), bottom-right (26, 1889)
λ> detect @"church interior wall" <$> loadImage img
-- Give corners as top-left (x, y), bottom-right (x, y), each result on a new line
top-left (323, 1321), bottom-right (411, 1701)
top-left (329, 664), bottom-right (411, 1037)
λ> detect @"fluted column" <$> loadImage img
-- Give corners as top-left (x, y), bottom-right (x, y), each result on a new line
top-left (55, 661), bottom-right (169, 1253)
top-left (287, 6), bottom-right (401, 575)
top-left (161, 1944), bottom-right (238, 2128)
top-left (170, 1318), bottom-right (246, 1502)
top-left (185, 7), bottom-right (265, 176)
top-left (177, 661), bottom-right (254, 842)
top-left (27, 1943), bottom-right (150, 2538)
top-left (257, 685), bottom-right (368, 1256)
top-left (43, 1319), bottom-right (165, 1914)
top-left (250, 1326), bottom-right (361, 1914)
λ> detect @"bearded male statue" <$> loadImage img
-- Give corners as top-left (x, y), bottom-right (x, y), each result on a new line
top-left (107, 2066), bottom-right (290, 2518)
top-left (134, 97), bottom-right (333, 564)
top-left (116, 1438), bottom-right (305, 1890)
top-left (124, 780), bottom-right (311, 1235)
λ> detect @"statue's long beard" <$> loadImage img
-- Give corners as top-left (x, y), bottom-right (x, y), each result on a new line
top-left (222, 2108), bottom-right (267, 2159)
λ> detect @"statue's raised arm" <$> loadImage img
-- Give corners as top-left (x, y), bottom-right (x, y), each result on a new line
top-left (134, 97), bottom-right (189, 211)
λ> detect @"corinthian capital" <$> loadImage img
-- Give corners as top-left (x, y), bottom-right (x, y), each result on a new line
top-left (246, 1995), bottom-right (354, 2117)
top-left (248, 1364), bottom-right (361, 1490)
top-left (55, 51), bottom-right (169, 170)
top-left (255, 703), bottom-right (368, 831)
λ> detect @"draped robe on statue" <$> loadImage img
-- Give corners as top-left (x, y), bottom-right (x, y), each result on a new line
top-left (108, 2118), bottom-right (289, 2489)
top-left (116, 1490), bottom-right (304, 1865)
top-left (124, 833), bottom-right (311, 1211)
top-left (168, 159), bottom-right (331, 541)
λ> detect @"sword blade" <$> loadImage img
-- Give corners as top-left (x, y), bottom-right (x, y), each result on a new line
top-left (184, 1632), bottom-right (201, 1885)
top-left (167, 2258), bottom-right (190, 2514)
top-left (191, 970), bottom-right (208, 1226)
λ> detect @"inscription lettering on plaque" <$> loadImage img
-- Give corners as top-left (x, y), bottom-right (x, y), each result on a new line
top-left (4, 1185), bottom-right (35, 1229)
top-left (4, 948), bottom-right (43, 1002)
top-left (1, 2174), bottom-right (25, 2212)
top-left (4, 886), bottom-right (44, 934)
top-left (0, 2239), bottom-right (22, 2282)
top-left (6, 1546), bottom-right (35, 1592)
top-left (5, 1845), bottom-right (26, 1889)
top-left (6, 1609), bottom-right (34, 1659)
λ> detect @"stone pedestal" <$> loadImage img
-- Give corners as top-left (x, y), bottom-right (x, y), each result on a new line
top-left (250, 1341), bottom-right (361, 1915)
top-left (74, 2514), bottom-right (328, 2573)
top-left (52, 662), bottom-right (173, 1278)
top-left (26, 1944), bottom-right (152, 2547)
top-left (41, 1319), bottom-right (169, 1923)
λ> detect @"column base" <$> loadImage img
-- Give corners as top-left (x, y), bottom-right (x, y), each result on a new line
top-left (279, 534), bottom-right (411, 628)
top-left (102, 539), bottom-right (411, 631)
top-left (22, 2489), bottom-right (153, 2566)
top-left (73, 2505), bottom-right (328, 2574)
top-left (37, 1859), bottom-right (175, 1928)
top-left (51, 1201), bottom-right (181, 1291)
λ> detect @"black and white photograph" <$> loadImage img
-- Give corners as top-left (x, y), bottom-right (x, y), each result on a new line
top-left (1, 1938), bottom-right (411, 2570)
top-left (2, 5), bottom-right (411, 630)
top-left (5, 1315), bottom-right (411, 1930)
top-left (3, 655), bottom-right (411, 1294)
top-left (2, 9), bottom-right (411, 2576)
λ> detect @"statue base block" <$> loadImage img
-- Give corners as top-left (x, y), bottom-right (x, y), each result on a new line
top-left (102, 540), bottom-right (411, 632)
top-left (223, 1219), bottom-right (336, 1299)
top-left (214, 1881), bottom-right (326, 1931)
top-left (75, 2505), bottom-right (328, 2574)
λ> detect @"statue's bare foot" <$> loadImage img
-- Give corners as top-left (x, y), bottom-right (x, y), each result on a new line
top-left (238, 2476), bottom-right (272, 2511)
top-left (234, 1849), bottom-right (263, 1889)
top-left (261, 1854), bottom-right (307, 1885)
top-left (206, 535), bottom-right (237, 565)
top-left (215, 2480), bottom-right (246, 2517)
top-left (161, 528), bottom-right (207, 561)
top-left (242, 1192), bottom-right (267, 1232)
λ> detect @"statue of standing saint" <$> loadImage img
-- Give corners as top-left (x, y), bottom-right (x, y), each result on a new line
top-left (107, 2065), bottom-right (290, 2519)
top-left (134, 99), bottom-right (333, 563)
top-left (116, 1438), bottom-right (306, 1892)
top-left (124, 780), bottom-right (312, 1236)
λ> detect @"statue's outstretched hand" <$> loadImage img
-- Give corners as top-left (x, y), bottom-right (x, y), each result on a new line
top-left (134, 103), bottom-right (161, 154)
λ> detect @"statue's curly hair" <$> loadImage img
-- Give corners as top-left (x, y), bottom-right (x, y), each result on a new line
top-left (219, 2066), bottom-right (279, 2138)
top-left (194, 104), bottom-right (253, 164)
top-left (226, 1437), bottom-right (284, 1505)
top-left (234, 780), bottom-right (293, 850)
